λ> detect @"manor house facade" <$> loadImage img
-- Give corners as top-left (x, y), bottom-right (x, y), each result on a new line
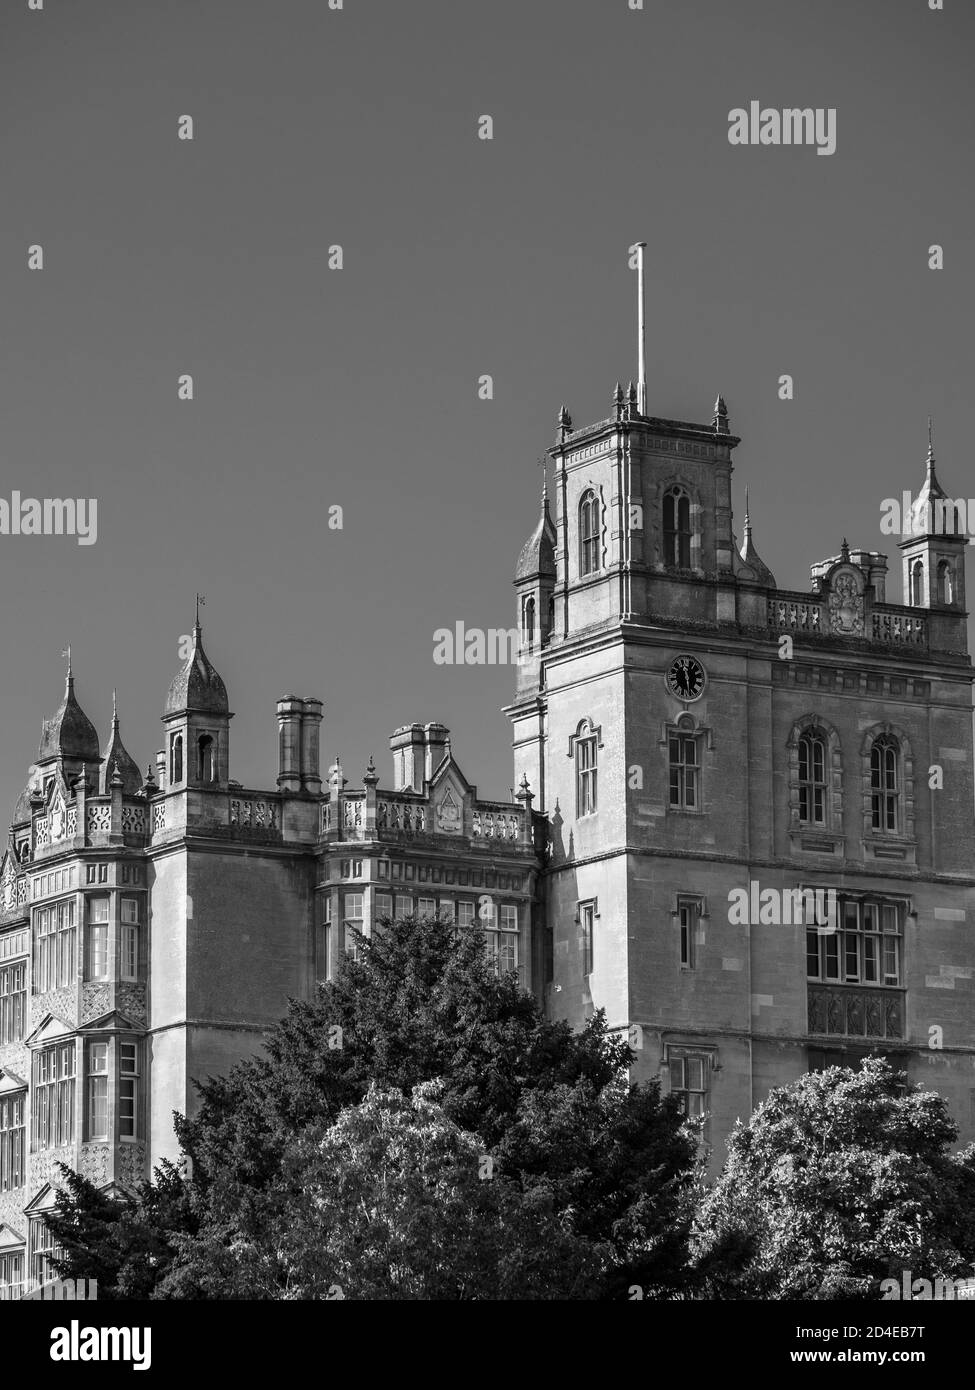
top-left (1, 377), bottom-right (973, 1298)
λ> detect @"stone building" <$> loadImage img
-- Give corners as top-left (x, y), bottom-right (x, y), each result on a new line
top-left (0, 624), bottom-right (540, 1298)
top-left (1, 353), bottom-right (973, 1299)
top-left (506, 381), bottom-right (975, 1173)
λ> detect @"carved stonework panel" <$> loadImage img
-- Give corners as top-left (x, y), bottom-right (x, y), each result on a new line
top-left (827, 566), bottom-right (865, 636)
top-left (0, 1188), bottom-right (26, 1235)
top-left (79, 1145), bottom-right (111, 1186)
top-left (116, 984), bottom-right (147, 1024)
top-left (117, 1143), bottom-right (147, 1190)
top-left (151, 804), bottom-right (166, 832)
top-left (435, 790), bottom-right (461, 834)
top-left (49, 794), bottom-right (67, 844)
top-left (121, 805), bottom-right (147, 835)
top-left (0, 866), bottom-right (16, 913)
top-left (30, 988), bottom-right (77, 1030)
top-left (81, 984), bottom-right (111, 1024)
top-left (28, 1148), bottom-right (75, 1192)
top-left (87, 805), bottom-right (111, 834)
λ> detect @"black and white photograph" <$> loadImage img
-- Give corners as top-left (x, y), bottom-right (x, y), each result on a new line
top-left (1, 0), bottom-right (973, 1365)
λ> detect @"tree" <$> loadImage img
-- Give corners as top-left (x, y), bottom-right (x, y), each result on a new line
top-left (690, 1057), bottom-right (975, 1299)
top-left (44, 1159), bottom-right (196, 1300)
top-left (52, 914), bottom-right (697, 1299)
top-left (169, 1080), bottom-right (605, 1300)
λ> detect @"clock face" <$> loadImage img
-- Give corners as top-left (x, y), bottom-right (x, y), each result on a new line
top-left (667, 655), bottom-right (706, 702)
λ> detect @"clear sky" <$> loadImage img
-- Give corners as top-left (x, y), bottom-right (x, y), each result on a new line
top-left (0, 0), bottom-right (971, 817)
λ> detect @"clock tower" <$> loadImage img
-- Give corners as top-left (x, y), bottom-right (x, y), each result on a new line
top-left (505, 269), bottom-right (975, 1172)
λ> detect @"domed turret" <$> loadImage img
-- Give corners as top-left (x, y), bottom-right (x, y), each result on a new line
top-left (165, 619), bottom-right (228, 717)
top-left (37, 660), bottom-right (100, 766)
top-left (516, 493), bottom-right (556, 583)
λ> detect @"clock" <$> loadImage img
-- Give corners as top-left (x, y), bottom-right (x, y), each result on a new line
top-left (666, 655), bottom-right (706, 702)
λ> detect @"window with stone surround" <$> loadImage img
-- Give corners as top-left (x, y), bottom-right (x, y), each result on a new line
top-left (676, 897), bottom-right (703, 969)
top-left (569, 719), bottom-right (601, 818)
top-left (120, 898), bottom-right (141, 982)
top-left (0, 1249), bottom-right (24, 1301)
top-left (787, 717), bottom-right (844, 850)
top-left (937, 560), bottom-right (954, 605)
top-left (807, 897), bottom-right (902, 987)
top-left (667, 1048), bottom-right (711, 1119)
top-left (86, 897), bottom-right (110, 982)
top-left (484, 903), bottom-right (519, 977)
top-left (33, 899), bottom-right (76, 993)
top-left (317, 896), bottom-right (331, 982)
top-left (33, 1042), bottom-right (75, 1151)
top-left (870, 735), bottom-right (900, 833)
top-left (119, 1041), bottom-right (140, 1141)
top-left (29, 1217), bottom-right (62, 1290)
top-left (579, 490), bottom-right (600, 576)
top-left (85, 1041), bottom-right (109, 1142)
top-left (344, 892), bottom-right (364, 960)
top-left (668, 730), bottom-right (698, 809)
top-left (169, 732), bottom-right (183, 785)
top-left (0, 1093), bottom-right (25, 1191)
top-left (663, 487), bottom-right (691, 568)
top-left (579, 899), bottom-right (596, 977)
top-left (0, 962), bottom-right (26, 1045)
top-left (798, 730), bottom-right (827, 825)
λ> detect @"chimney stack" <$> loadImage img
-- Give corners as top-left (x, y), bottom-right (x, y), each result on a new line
top-left (390, 723), bottom-right (425, 792)
top-left (423, 723), bottom-right (450, 782)
top-left (300, 697), bottom-right (323, 793)
top-left (276, 696), bottom-right (304, 793)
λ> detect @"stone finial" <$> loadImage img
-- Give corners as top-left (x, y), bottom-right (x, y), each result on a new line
top-left (613, 381), bottom-right (624, 414)
top-left (841, 538), bottom-right (850, 561)
top-left (713, 395), bottom-right (729, 433)
top-left (363, 755), bottom-right (379, 786)
top-left (557, 404), bottom-right (572, 440)
top-left (142, 763), bottom-right (157, 794)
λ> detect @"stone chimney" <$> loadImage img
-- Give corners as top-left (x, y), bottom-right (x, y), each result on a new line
top-left (390, 723), bottom-right (425, 793)
top-left (300, 697), bottom-right (323, 793)
top-left (423, 723), bottom-right (450, 782)
top-left (276, 696), bottom-right (304, 793)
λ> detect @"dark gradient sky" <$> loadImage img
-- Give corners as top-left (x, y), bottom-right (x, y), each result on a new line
top-left (1, 0), bottom-right (971, 817)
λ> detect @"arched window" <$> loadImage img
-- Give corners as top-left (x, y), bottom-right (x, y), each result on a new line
top-left (937, 560), bottom-right (953, 605)
top-left (522, 595), bottom-right (535, 651)
top-left (910, 559), bottom-right (924, 606)
top-left (575, 721), bottom-right (598, 816)
top-left (870, 734), bottom-right (899, 833)
top-left (170, 733), bottom-right (183, 785)
top-left (197, 734), bottom-right (215, 783)
top-left (663, 488), bottom-right (691, 567)
top-left (798, 730), bottom-right (827, 826)
top-left (579, 491), bottom-right (600, 576)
